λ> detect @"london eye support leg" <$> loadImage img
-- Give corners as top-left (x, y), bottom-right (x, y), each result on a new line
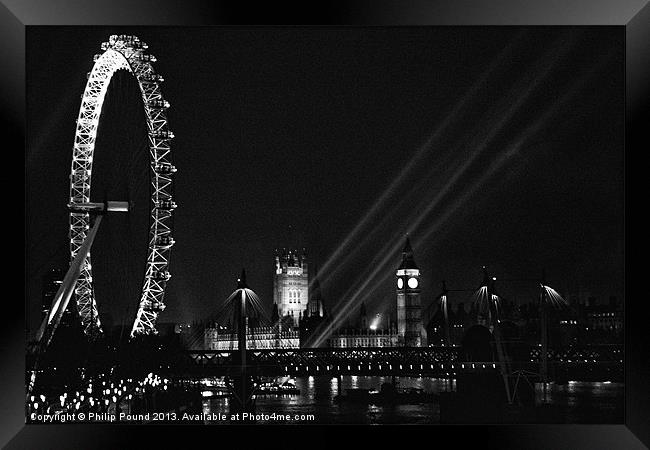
top-left (28, 201), bottom-right (128, 399)
top-left (28, 214), bottom-right (104, 400)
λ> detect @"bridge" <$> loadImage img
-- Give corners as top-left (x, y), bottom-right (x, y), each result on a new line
top-left (174, 344), bottom-right (623, 381)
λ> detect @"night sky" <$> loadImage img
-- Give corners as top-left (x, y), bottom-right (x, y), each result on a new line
top-left (26, 27), bottom-right (623, 335)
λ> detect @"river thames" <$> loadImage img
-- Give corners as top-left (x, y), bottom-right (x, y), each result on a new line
top-left (199, 376), bottom-right (624, 424)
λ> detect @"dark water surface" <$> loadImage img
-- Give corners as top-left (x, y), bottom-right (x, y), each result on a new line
top-left (199, 376), bottom-right (623, 424)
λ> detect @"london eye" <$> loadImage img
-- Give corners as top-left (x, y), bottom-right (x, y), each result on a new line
top-left (37, 34), bottom-right (177, 352)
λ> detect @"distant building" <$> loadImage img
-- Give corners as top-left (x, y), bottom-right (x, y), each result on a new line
top-left (584, 296), bottom-right (623, 332)
top-left (204, 325), bottom-right (299, 350)
top-left (298, 273), bottom-right (327, 347)
top-left (328, 328), bottom-right (399, 348)
top-left (426, 302), bottom-right (469, 346)
top-left (307, 272), bottom-right (325, 318)
top-left (274, 249), bottom-right (309, 327)
top-left (204, 269), bottom-right (301, 350)
top-left (494, 292), bottom-right (623, 346)
top-left (326, 303), bottom-right (399, 347)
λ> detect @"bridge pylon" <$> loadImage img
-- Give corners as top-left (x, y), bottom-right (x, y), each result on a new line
top-left (228, 269), bottom-right (256, 415)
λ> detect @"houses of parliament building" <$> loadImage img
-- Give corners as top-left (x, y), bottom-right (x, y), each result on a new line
top-left (204, 239), bottom-right (427, 350)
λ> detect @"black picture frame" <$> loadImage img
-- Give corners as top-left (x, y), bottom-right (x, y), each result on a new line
top-left (6, 1), bottom-right (648, 448)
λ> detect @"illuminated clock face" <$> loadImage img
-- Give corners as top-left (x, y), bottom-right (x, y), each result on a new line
top-left (397, 278), bottom-right (404, 289)
top-left (408, 277), bottom-right (419, 289)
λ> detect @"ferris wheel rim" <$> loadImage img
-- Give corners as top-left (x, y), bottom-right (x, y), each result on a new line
top-left (68, 34), bottom-right (176, 340)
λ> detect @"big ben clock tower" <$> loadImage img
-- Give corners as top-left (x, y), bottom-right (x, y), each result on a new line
top-left (396, 237), bottom-right (425, 347)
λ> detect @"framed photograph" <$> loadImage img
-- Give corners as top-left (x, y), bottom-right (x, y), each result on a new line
top-left (7, 0), bottom-right (648, 448)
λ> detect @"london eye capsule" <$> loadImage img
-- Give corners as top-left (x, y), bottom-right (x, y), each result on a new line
top-left (134, 53), bottom-right (157, 62)
top-left (75, 286), bottom-right (92, 297)
top-left (147, 99), bottom-right (170, 110)
top-left (141, 73), bottom-right (164, 83)
top-left (155, 199), bottom-right (177, 210)
top-left (145, 301), bottom-right (166, 313)
top-left (155, 163), bottom-right (177, 175)
top-left (155, 235), bottom-right (175, 248)
top-left (130, 39), bottom-right (147, 50)
top-left (149, 129), bottom-right (174, 139)
top-left (152, 270), bottom-right (171, 282)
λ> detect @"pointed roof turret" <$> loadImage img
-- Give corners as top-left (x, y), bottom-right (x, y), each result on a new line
top-left (403, 236), bottom-right (413, 253)
top-left (398, 236), bottom-right (419, 270)
top-left (288, 250), bottom-right (296, 267)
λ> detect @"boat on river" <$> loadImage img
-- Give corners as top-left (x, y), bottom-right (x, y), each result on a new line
top-left (335, 381), bottom-right (436, 405)
top-left (254, 378), bottom-right (300, 396)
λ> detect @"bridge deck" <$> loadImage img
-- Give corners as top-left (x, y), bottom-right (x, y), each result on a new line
top-left (175, 345), bottom-right (623, 381)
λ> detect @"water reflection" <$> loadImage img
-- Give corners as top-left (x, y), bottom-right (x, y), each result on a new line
top-left (330, 377), bottom-right (338, 397)
top-left (199, 376), bottom-right (622, 424)
top-left (535, 381), bottom-right (623, 423)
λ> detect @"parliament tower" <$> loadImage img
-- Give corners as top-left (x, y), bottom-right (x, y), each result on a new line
top-left (273, 249), bottom-right (309, 327)
top-left (396, 237), bottom-right (425, 346)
